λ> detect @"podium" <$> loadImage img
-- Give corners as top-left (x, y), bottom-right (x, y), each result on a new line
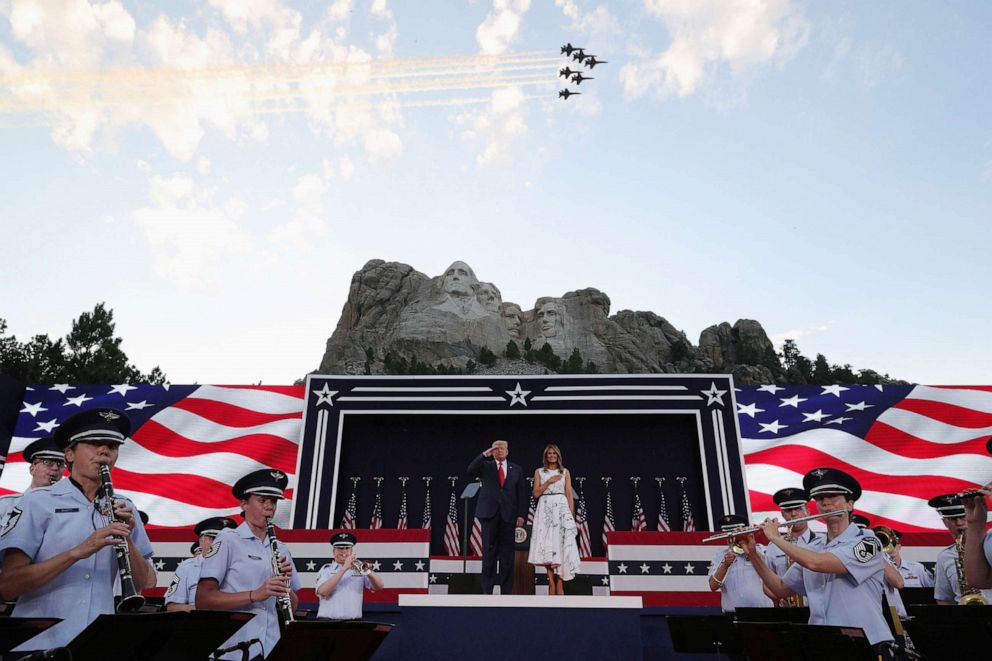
top-left (0, 618), bottom-right (61, 654)
top-left (903, 605), bottom-right (992, 659)
top-left (734, 622), bottom-right (875, 661)
top-left (266, 620), bottom-right (393, 661)
top-left (666, 615), bottom-right (741, 656)
top-left (66, 611), bottom-right (253, 660)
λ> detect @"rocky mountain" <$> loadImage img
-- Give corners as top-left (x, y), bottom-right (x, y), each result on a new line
top-left (316, 259), bottom-right (792, 384)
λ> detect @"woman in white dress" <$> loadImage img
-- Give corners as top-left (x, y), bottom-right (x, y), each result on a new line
top-left (528, 444), bottom-right (581, 595)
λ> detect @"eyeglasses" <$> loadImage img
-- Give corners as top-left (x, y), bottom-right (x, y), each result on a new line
top-left (33, 459), bottom-right (66, 469)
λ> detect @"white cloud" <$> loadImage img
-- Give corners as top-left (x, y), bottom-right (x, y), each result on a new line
top-left (554, 1), bottom-right (623, 48)
top-left (769, 322), bottom-right (832, 349)
top-left (476, 0), bottom-right (531, 55)
top-left (621, 0), bottom-right (808, 100)
top-left (456, 85), bottom-right (529, 166)
top-left (269, 173), bottom-right (330, 251)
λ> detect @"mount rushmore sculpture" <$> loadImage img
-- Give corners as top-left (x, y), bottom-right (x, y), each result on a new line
top-left (316, 260), bottom-right (786, 383)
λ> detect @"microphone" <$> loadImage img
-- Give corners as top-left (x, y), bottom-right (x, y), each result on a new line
top-left (213, 638), bottom-right (261, 660)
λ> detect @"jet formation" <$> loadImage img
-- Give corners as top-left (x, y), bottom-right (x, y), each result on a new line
top-left (558, 43), bottom-right (607, 100)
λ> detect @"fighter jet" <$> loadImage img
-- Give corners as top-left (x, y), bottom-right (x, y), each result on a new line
top-left (559, 67), bottom-right (579, 79)
top-left (571, 49), bottom-right (588, 63)
top-left (570, 72), bottom-right (593, 85)
top-left (560, 43), bottom-right (583, 56)
top-left (584, 56), bottom-right (608, 69)
top-left (558, 89), bottom-right (581, 100)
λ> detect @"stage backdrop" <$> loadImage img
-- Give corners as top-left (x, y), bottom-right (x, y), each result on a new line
top-left (1, 379), bottom-right (990, 537)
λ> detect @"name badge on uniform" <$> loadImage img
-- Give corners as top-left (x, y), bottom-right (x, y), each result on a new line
top-left (55, 507), bottom-right (80, 513)
top-left (248, 555), bottom-right (262, 560)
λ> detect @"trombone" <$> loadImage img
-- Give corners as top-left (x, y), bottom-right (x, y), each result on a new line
top-left (702, 509), bottom-right (849, 543)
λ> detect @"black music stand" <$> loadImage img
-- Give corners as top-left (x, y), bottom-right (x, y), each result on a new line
top-left (0, 618), bottom-right (61, 654)
top-left (903, 605), bottom-right (992, 659)
top-left (66, 611), bottom-right (254, 661)
top-left (734, 606), bottom-right (810, 624)
top-left (666, 615), bottom-right (741, 658)
top-left (266, 620), bottom-right (394, 661)
top-left (735, 622), bottom-right (875, 661)
top-left (899, 587), bottom-right (936, 606)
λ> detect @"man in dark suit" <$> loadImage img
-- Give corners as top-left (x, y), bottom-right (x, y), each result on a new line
top-left (467, 439), bottom-right (529, 594)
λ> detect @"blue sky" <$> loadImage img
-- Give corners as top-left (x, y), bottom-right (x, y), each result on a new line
top-left (1, 1), bottom-right (990, 385)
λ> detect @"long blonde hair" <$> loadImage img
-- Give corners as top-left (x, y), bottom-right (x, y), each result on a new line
top-left (541, 444), bottom-right (565, 473)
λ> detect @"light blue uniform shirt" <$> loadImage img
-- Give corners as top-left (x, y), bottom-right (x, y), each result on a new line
top-left (315, 561), bottom-right (373, 620)
top-left (0, 477), bottom-right (154, 651)
top-left (164, 555), bottom-right (202, 606)
top-left (708, 547), bottom-right (774, 613)
top-left (895, 558), bottom-right (933, 588)
top-left (881, 554), bottom-right (907, 618)
top-left (198, 522), bottom-right (301, 660)
top-left (765, 527), bottom-right (821, 577)
top-left (783, 524), bottom-right (893, 645)
top-left (933, 544), bottom-right (992, 604)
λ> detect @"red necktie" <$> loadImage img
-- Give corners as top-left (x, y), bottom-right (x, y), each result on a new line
top-left (498, 462), bottom-right (506, 487)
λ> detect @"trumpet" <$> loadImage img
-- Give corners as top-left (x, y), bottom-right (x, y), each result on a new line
top-left (702, 509), bottom-right (849, 543)
top-left (351, 559), bottom-right (373, 576)
top-left (872, 525), bottom-right (897, 555)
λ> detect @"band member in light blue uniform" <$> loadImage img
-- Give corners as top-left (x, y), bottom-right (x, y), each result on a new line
top-left (0, 437), bottom-right (65, 529)
top-left (164, 516), bottom-right (237, 611)
top-left (706, 514), bottom-right (773, 613)
top-left (0, 409), bottom-right (156, 653)
top-left (197, 469), bottom-right (301, 661)
top-left (315, 531), bottom-right (384, 620)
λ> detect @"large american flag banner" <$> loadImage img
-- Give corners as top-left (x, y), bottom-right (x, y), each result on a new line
top-left (0, 384), bottom-right (302, 528)
top-left (739, 384), bottom-right (992, 531)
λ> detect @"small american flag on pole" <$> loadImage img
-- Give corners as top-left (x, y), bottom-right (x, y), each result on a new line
top-left (655, 477), bottom-right (671, 532)
top-left (341, 477), bottom-right (360, 529)
top-left (396, 477), bottom-right (409, 529)
top-left (526, 477), bottom-right (536, 525)
top-left (421, 476), bottom-right (432, 529)
top-left (677, 476), bottom-right (694, 532)
top-left (575, 477), bottom-right (592, 558)
top-left (369, 477), bottom-right (384, 529)
top-left (469, 517), bottom-right (483, 556)
top-left (601, 477), bottom-right (615, 550)
top-left (630, 477), bottom-right (647, 532)
top-left (443, 477), bottom-right (460, 556)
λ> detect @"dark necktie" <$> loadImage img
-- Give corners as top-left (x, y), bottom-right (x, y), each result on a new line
top-left (498, 462), bottom-right (506, 487)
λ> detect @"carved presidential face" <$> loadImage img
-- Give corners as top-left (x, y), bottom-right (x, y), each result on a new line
top-left (441, 261), bottom-right (477, 297)
top-left (537, 301), bottom-right (564, 337)
top-left (500, 303), bottom-right (522, 337)
top-left (475, 282), bottom-right (501, 314)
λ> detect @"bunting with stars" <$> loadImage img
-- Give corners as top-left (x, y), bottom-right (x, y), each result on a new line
top-left (737, 384), bottom-right (992, 532)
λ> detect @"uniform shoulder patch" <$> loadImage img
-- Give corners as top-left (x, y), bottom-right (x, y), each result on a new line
top-left (1, 507), bottom-right (22, 536)
top-left (853, 537), bottom-right (881, 563)
top-left (203, 539), bottom-right (222, 559)
top-left (164, 576), bottom-right (180, 598)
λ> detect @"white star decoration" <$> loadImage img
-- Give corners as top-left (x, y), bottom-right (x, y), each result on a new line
top-left (601, 576), bottom-right (609, 585)
top-left (701, 382), bottom-right (727, 407)
top-left (661, 563), bottom-right (672, 574)
top-left (126, 400), bottom-right (154, 410)
top-left (109, 384), bottom-right (137, 396)
top-left (684, 563), bottom-right (695, 574)
top-left (802, 409), bottom-right (828, 422)
top-left (736, 402), bottom-right (764, 418)
top-left (20, 401), bottom-right (47, 417)
top-left (617, 562), bottom-right (628, 574)
top-left (312, 384), bottom-right (338, 406)
top-left (821, 385), bottom-right (849, 397)
top-left (415, 560), bottom-right (425, 571)
top-left (34, 419), bottom-right (59, 433)
top-left (306, 561), bottom-right (316, 571)
top-left (64, 393), bottom-right (93, 407)
top-left (845, 401), bottom-right (873, 412)
top-left (779, 394), bottom-right (807, 408)
top-left (49, 384), bottom-right (75, 394)
top-left (757, 384), bottom-right (784, 394)
top-left (429, 574), bottom-right (437, 583)
top-left (759, 420), bottom-right (788, 434)
top-left (155, 559), bottom-right (165, 570)
top-left (371, 561), bottom-right (382, 571)
top-left (826, 417), bottom-right (852, 425)
top-left (639, 563), bottom-right (650, 574)
top-left (393, 560), bottom-right (404, 571)
top-left (505, 382), bottom-right (531, 407)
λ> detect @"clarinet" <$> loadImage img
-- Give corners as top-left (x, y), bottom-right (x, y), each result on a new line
top-left (265, 518), bottom-right (295, 633)
top-left (98, 465), bottom-right (145, 612)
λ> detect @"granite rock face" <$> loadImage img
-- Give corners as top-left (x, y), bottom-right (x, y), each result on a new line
top-left (317, 260), bottom-right (784, 383)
